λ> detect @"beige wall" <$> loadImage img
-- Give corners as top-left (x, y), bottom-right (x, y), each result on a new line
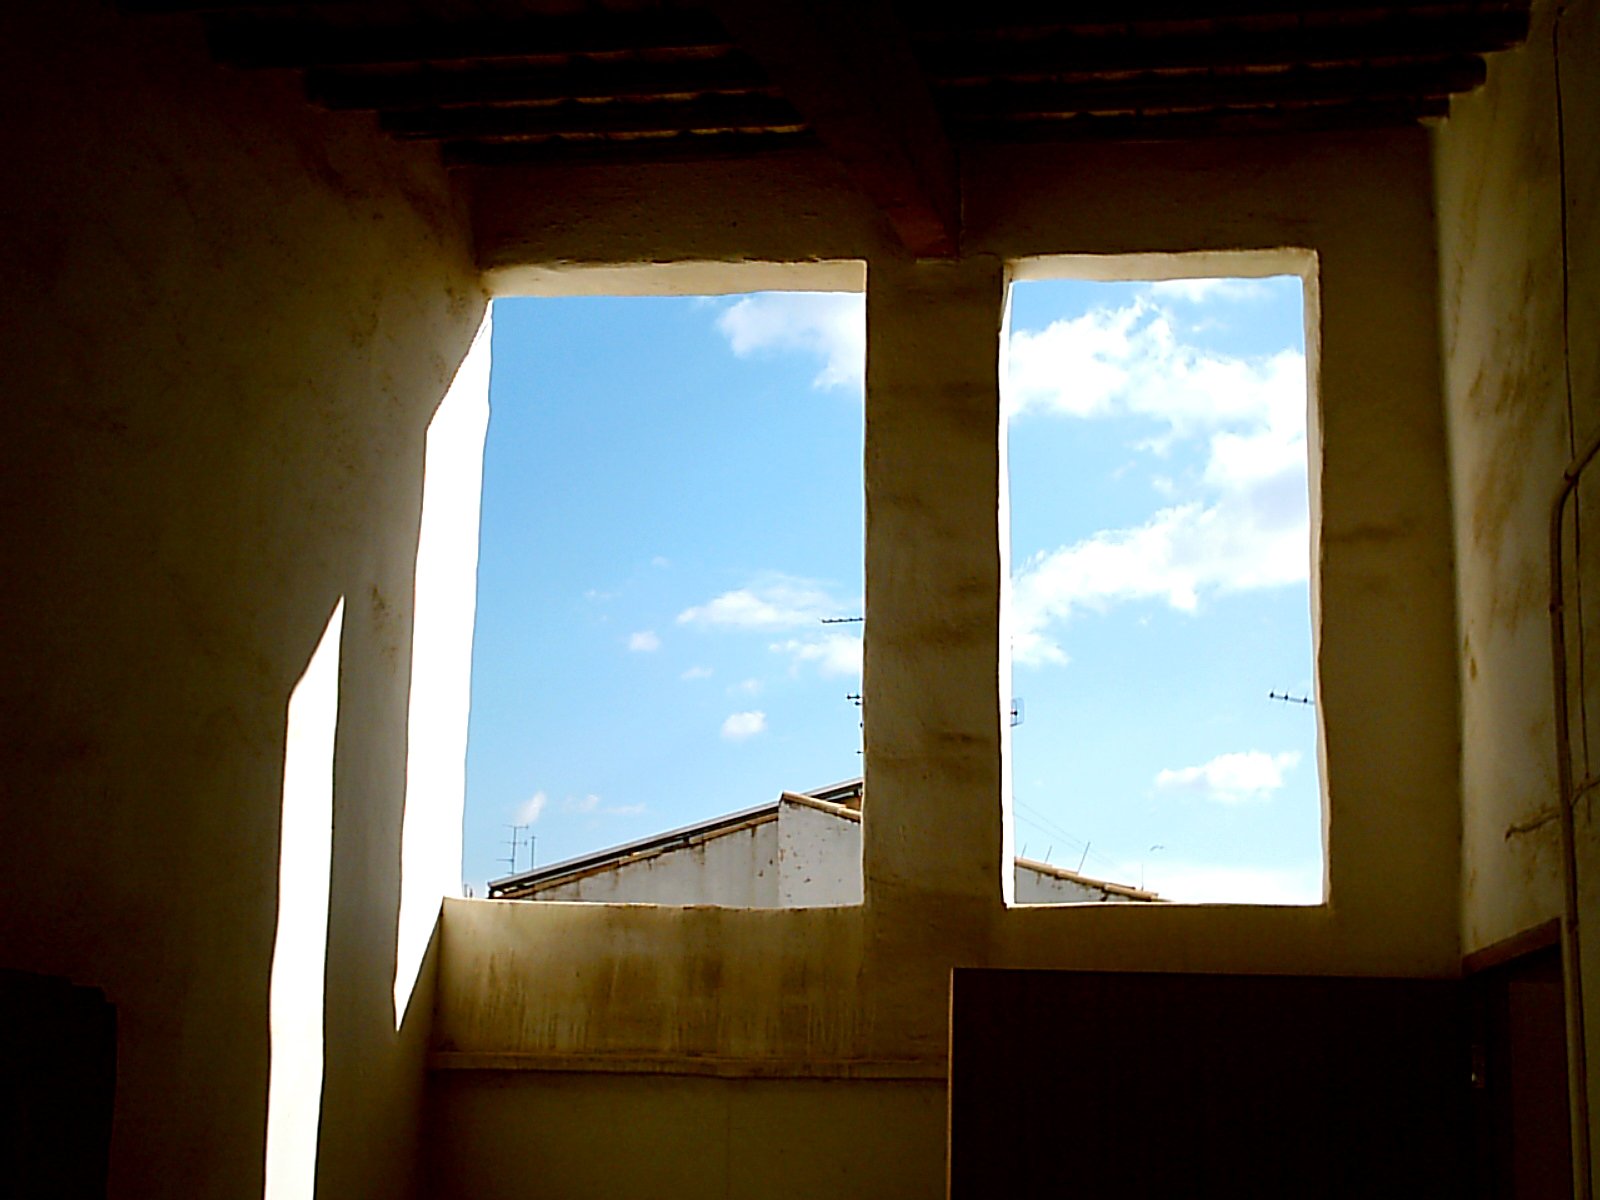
top-left (1434, 0), bottom-right (1600, 1178)
top-left (435, 124), bottom-right (1462, 1195)
top-left (3, 2), bottom-right (1584, 1194)
top-left (427, 1072), bottom-right (946, 1200)
top-left (528, 823), bottom-right (782, 906)
top-left (0, 5), bottom-right (483, 1197)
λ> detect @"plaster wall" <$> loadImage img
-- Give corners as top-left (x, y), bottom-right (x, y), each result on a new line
top-left (438, 133), bottom-right (1465, 1024)
top-left (778, 798), bottom-right (864, 906)
top-left (426, 1072), bottom-right (946, 1200)
top-left (433, 123), bottom-right (1461, 1197)
top-left (1433, 0), bottom-right (1600, 1175)
top-left (0, 5), bottom-right (484, 1197)
top-left (1013, 864), bottom-right (1138, 905)
top-left (527, 824), bottom-right (780, 906)
top-left (520, 801), bottom-right (1127, 910)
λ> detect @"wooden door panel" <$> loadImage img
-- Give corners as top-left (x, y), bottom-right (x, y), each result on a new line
top-left (949, 969), bottom-right (1468, 1199)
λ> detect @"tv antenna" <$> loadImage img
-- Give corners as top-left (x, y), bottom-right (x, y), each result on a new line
top-left (1268, 691), bottom-right (1314, 707)
top-left (501, 824), bottom-right (532, 875)
top-left (821, 616), bottom-right (863, 625)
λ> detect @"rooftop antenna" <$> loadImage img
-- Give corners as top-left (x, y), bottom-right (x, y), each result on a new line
top-left (1268, 690), bottom-right (1314, 707)
top-left (820, 616), bottom-right (863, 625)
top-left (501, 823), bottom-right (528, 876)
top-left (1010, 698), bottom-right (1024, 728)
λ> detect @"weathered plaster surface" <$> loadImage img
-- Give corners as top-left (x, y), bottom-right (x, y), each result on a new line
top-left (433, 130), bottom-right (1463, 1186)
top-left (1434, 0), bottom-right (1599, 1175)
top-left (1438, 0), bottom-right (1600, 946)
top-left (777, 797), bottom-right (864, 906)
top-left (0, 5), bottom-right (484, 1197)
top-left (426, 1072), bottom-right (946, 1200)
top-left (462, 135), bottom-right (1461, 1031)
top-left (436, 901), bottom-right (867, 1062)
top-left (530, 824), bottom-right (783, 906)
top-left (5, 1), bottom-right (1566, 1193)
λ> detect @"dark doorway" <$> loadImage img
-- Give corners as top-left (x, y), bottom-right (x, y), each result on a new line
top-left (949, 968), bottom-right (1470, 1198)
top-left (1469, 923), bottom-right (1574, 1199)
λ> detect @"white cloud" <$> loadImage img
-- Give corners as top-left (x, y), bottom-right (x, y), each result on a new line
top-left (514, 791), bottom-right (548, 825)
top-left (1007, 300), bottom-right (1308, 666)
top-left (1007, 298), bottom-right (1304, 438)
top-left (1146, 277), bottom-right (1270, 304)
top-left (678, 573), bottom-right (848, 631)
top-left (770, 632), bottom-right (863, 678)
top-left (628, 630), bottom-right (661, 653)
top-left (1011, 479), bottom-right (1308, 664)
top-left (1142, 860), bottom-right (1323, 905)
top-left (553, 792), bottom-right (644, 819)
top-left (681, 665), bottom-right (714, 681)
top-left (1154, 750), bottom-right (1302, 805)
top-left (721, 710), bottom-right (767, 740)
top-left (729, 677), bottom-right (763, 696)
top-left (715, 292), bottom-right (865, 391)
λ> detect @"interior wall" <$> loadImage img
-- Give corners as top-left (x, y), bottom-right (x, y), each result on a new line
top-left (426, 1073), bottom-right (946, 1200)
top-left (0, 5), bottom-right (485, 1197)
top-left (1434, 0), bottom-right (1600, 1178)
top-left (436, 124), bottom-right (1460, 1198)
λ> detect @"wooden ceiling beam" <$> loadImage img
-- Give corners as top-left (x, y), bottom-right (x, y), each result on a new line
top-left (382, 94), bottom-right (805, 142)
top-left (907, 0), bottom-right (1527, 34)
top-left (922, 10), bottom-right (1528, 82)
top-left (947, 56), bottom-right (1487, 120)
top-left (307, 55), bottom-right (772, 112)
top-left (707, 0), bottom-right (960, 257)
top-left (204, 10), bottom-right (733, 70)
top-left (957, 96), bottom-right (1452, 142)
top-left (120, 0), bottom-right (381, 11)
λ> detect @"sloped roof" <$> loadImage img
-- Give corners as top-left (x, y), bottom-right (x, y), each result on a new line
top-left (487, 779), bottom-right (1160, 901)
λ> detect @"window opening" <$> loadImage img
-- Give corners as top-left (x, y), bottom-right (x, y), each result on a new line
top-left (465, 288), bottom-right (866, 906)
top-left (1005, 271), bottom-right (1322, 905)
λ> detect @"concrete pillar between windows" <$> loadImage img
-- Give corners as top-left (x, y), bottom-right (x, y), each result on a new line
top-left (862, 256), bottom-right (1012, 919)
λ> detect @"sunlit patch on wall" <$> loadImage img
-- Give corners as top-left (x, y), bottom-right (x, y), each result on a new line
top-left (264, 598), bottom-right (343, 1200)
top-left (394, 311), bottom-right (492, 1030)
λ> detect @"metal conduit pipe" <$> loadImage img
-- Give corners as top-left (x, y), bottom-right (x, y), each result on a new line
top-left (1549, 4), bottom-right (1595, 1195)
top-left (1551, 421), bottom-right (1600, 1200)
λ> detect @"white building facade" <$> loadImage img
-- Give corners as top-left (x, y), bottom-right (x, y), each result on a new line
top-left (488, 783), bottom-right (1158, 907)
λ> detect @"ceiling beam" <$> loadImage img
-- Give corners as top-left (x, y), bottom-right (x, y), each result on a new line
top-left (907, 0), bottom-right (1527, 32)
top-left (921, 10), bottom-right (1529, 82)
top-left (307, 55), bottom-right (773, 112)
top-left (959, 96), bottom-right (1452, 144)
top-left (204, 10), bottom-right (732, 70)
top-left (946, 57), bottom-right (1487, 121)
top-left (706, 0), bottom-right (960, 257)
top-left (383, 95), bottom-right (805, 142)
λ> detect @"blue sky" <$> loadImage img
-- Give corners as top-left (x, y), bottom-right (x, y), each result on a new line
top-left (461, 275), bottom-right (1321, 903)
